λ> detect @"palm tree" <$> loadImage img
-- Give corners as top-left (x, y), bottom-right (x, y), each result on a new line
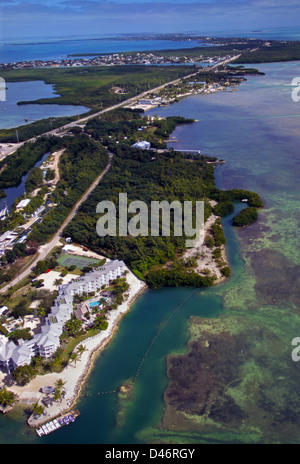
top-left (36, 304), bottom-right (46, 318)
top-left (54, 278), bottom-right (63, 290)
top-left (76, 344), bottom-right (87, 360)
top-left (0, 387), bottom-right (17, 408)
top-left (32, 402), bottom-right (44, 417)
top-left (54, 378), bottom-right (66, 402)
top-left (55, 378), bottom-right (66, 391)
top-left (54, 389), bottom-right (62, 402)
top-left (70, 351), bottom-right (79, 367)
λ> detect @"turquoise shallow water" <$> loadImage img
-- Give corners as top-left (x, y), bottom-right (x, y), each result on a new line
top-left (1, 60), bottom-right (300, 443)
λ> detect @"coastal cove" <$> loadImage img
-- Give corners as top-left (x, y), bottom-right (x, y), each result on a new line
top-left (0, 59), bottom-right (299, 444)
top-left (0, 81), bottom-right (88, 131)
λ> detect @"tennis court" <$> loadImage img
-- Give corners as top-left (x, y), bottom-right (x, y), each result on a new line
top-left (57, 253), bottom-right (101, 270)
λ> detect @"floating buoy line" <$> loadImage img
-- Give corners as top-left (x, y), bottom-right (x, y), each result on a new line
top-left (84, 288), bottom-right (199, 398)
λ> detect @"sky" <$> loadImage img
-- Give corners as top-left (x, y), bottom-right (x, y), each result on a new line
top-left (1, 0), bottom-right (300, 39)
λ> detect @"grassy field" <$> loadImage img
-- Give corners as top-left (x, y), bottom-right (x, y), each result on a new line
top-left (0, 65), bottom-right (193, 108)
top-left (0, 64), bottom-right (193, 141)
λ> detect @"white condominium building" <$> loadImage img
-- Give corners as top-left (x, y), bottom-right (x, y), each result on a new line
top-left (0, 260), bottom-right (126, 372)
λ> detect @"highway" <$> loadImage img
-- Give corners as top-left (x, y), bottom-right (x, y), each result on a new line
top-left (0, 54), bottom-right (241, 160)
top-left (0, 54), bottom-right (241, 293)
top-left (0, 152), bottom-right (114, 294)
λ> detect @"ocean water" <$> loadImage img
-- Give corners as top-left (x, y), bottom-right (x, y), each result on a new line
top-left (1, 26), bottom-right (299, 64)
top-left (198, 26), bottom-right (300, 41)
top-left (0, 37), bottom-right (204, 64)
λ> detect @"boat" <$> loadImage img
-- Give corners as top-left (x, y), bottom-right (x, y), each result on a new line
top-left (53, 419), bottom-right (61, 428)
top-left (35, 410), bottom-right (80, 436)
top-left (0, 202), bottom-right (8, 221)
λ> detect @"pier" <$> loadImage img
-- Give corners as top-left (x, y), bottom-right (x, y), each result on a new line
top-left (35, 410), bottom-right (80, 437)
top-left (176, 149), bottom-right (201, 155)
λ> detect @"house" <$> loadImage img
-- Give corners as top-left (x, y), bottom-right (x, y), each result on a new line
top-left (16, 199), bottom-right (31, 210)
top-left (0, 339), bottom-right (33, 373)
top-left (0, 306), bottom-right (8, 316)
top-left (34, 331), bottom-right (60, 359)
top-left (0, 341), bottom-right (16, 372)
top-left (10, 342), bottom-right (33, 371)
top-left (131, 141), bottom-right (151, 150)
top-left (60, 260), bottom-right (125, 297)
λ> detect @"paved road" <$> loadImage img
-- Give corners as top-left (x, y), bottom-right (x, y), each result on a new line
top-left (0, 54), bottom-right (241, 159)
top-left (0, 55), bottom-right (241, 292)
top-left (0, 152), bottom-right (114, 294)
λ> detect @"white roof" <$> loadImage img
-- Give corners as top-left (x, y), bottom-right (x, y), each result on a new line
top-left (0, 306), bottom-right (8, 315)
top-left (60, 260), bottom-right (125, 296)
top-left (34, 332), bottom-right (60, 349)
top-left (132, 141), bottom-right (151, 149)
top-left (0, 341), bottom-right (16, 362)
top-left (0, 230), bottom-right (17, 243)
top-left (16, 199), bottom-right (31, 209)
top-left (11, 344), bottom-right (32, 365)
top-left (62, 245), bottom-right (78, 253)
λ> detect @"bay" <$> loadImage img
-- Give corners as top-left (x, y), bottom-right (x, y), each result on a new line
top-left (1, 26), bottom-right (300, 65)
top-left (0, 37), bottom-right (204, 64)
top-left (0, 80), bottom-right (88, 130)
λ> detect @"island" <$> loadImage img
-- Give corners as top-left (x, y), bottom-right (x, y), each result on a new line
top-left (0, 44), bottom-right (264, 434)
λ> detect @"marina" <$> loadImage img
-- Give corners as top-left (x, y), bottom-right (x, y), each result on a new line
top-left (35, 410), bottom-right (80, 437)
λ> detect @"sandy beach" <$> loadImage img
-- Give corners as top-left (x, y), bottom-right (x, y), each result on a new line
top-left (183, 203), bottom-right (229, 284)
top-left (4, 270), bottom-right (146, 428)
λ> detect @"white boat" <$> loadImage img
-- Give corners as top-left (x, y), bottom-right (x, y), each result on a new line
top-left (41, 425), bottom-right (48, 434)
top-left (35, 410), bottom-right (80, 437)
top-left (0, 202), bottom-right (8, 220)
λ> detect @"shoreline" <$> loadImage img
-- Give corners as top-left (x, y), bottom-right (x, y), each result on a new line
top-left (5, 270), bottom-right (147, 429)
top-left (60, 279), bottom-right (148, 416)
top-left (6, 207), bottom-right (228, 431)
top-left (182, 203), bottom-right (229, 285)
top-left (1, 92), bottom-right (229, 432)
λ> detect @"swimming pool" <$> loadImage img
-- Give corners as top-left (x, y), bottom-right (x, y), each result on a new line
top-left (89, 301), bottom-right (100, 307)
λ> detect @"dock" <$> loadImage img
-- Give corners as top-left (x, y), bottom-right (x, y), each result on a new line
top-left (177, 149), bottom-right (201, 154)
top-left (35, 410), bottom-right (80, 437)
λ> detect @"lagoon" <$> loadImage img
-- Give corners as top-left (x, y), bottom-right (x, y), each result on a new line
top-left (0, 80), bottom-right (88, 130)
